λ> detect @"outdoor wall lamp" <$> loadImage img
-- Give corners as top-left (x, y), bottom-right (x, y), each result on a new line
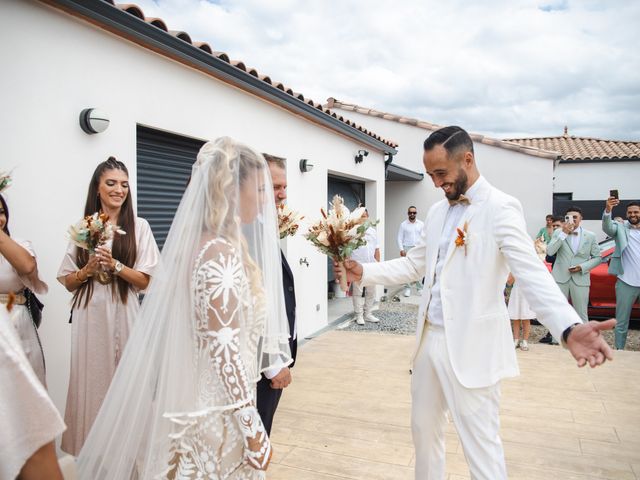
top-left (299, 159), bottom-right (314, 173)
top-left (355, 149), bottom-right (369, 164)
top-left (79, 108), bottom-right (110, 134)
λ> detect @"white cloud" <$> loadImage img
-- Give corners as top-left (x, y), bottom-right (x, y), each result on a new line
top-left (133, 0), bottom-right (640, 140)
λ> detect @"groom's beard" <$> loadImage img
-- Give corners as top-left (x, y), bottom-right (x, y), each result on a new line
top-left (445, 169), bottom-right (469, 201)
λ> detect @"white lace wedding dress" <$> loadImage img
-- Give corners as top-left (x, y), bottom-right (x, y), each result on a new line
top-left (159, 238), bottom-right (268, 479)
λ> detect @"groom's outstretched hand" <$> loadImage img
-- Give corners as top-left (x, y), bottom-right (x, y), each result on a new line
top-left (566, 319), bottom-right (616, 368)
top-left (334, 259), bottom-right (363, 284)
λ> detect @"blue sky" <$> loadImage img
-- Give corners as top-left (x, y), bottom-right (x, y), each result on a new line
top-left (135, 0), bottom-right (639, 140)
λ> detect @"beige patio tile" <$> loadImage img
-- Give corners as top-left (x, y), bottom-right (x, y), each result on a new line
top-left (268, 330), bottom-right (640, 480)
top-left (269, 462), bottom-right (350, 479)
top-left (280, 447), bottom-right (414, 480)
top-left (580, 437), bottom-right (640, 461)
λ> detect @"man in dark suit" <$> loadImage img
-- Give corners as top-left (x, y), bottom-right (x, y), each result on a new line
top-left (257, 154), bottom-right (298, 435)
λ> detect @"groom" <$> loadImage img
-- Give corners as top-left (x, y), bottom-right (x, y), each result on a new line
top-left (337, 126), bottom-right (615, 479)
top-left (257, 154), bottom-right (298, 435)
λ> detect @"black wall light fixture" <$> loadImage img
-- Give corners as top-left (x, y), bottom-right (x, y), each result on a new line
top-left (79, 108), bottom-right (110, 134)
top-left (355, 149), bottom-right (369, 164)
top-left (299, 159), bottom-right (314, 172)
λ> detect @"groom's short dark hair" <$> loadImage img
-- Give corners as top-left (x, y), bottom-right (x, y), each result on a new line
top-left (424, 126), bottom-right (474, 157)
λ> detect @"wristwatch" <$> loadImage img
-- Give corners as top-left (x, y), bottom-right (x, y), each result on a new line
top-left (562, 323), bottom-right (581, 344)
top-left (114, 261), bottom-right (124, 275)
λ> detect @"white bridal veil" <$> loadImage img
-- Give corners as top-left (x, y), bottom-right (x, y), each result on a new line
top-left (77, 137), bottom-right (292, 478)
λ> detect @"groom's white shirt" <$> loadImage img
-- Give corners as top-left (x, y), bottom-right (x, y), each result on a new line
top-left (361, 176), bottom-right (582, 388)
top-left (426, 178), bottom-right (479, 327)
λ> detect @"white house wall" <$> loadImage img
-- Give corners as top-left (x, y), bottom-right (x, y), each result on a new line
top-left (554, 161), bottom-right (640, 240)
top-left (333, 110), bottom-right (555, 259)
top-left (0, 1), bottom-right (386, 416)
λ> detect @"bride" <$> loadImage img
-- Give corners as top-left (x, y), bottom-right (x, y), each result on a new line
top-left (77, 137), bottom-right (292, 479)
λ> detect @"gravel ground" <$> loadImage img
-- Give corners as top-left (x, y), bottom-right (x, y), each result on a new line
top-left (339, 301), bottom-right (640, 351)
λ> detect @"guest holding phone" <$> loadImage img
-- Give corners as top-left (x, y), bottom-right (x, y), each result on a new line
top-left (547, 206), bottom-right (601, 323)
top-left (602, 194), bottom-right (640, 349)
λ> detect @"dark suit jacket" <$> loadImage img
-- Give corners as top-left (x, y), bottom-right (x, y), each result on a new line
top-left (281, 251), bottom-right (297, 365)
top-left (256, 251), bottom-right (297, 435)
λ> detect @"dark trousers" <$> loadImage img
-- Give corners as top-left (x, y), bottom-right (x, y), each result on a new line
top-left (256, 375), bottom-right (283, 436)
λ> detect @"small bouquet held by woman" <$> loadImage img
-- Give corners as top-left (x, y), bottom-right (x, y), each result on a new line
top-left (305, 195), bottom-right (378, 291)
top-left (68, 212), bottom-right (125, 253)
top-left (67, 212), bottom-right (125, 283)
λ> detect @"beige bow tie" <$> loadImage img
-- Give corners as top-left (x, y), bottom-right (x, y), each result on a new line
top-left (448, 195), bottom-right (471, 206)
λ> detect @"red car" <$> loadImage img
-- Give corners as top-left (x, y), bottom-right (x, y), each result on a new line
top-left (587, 238), bottom-right (640, 320)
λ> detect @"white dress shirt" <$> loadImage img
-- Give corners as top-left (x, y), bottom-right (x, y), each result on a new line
top-left (427, 179), bottom-right (482, 327)
top-left (397, 218), bottom-right (424, 251)
top-left (621, 228), bottom-right (640, 287)
top-left (556, 226), bottom-right (582, 253)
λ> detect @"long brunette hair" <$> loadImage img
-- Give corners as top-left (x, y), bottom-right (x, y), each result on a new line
top-left (0, 194), bottom-right (10, 236)
top-left (73, 157), bottom-right (137, 308)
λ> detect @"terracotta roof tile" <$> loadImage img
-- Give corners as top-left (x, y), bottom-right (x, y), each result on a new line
top-left (169, 30), bottom-right (192, 44)
top-left (193, 42), bottom-right (212, 54)
top-left (325, 98), bottom-right (553, 159)
top-left (213, 51), bottom-right (230, 63)
top-left (231, 60), bottom-right (247, 71)
top-left (116, 4), bottom-right (144, 20)
top-left (505, 130), bottom-right (640, 162)
top-left (147, 17), bottom-right (168, 32)
top-left (92, 3), bottom-right (398, 149)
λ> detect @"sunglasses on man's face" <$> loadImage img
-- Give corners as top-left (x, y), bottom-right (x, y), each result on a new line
top-left (408, 211), bottom-right (417, 215)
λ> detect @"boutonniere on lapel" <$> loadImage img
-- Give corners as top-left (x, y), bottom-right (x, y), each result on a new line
top-left (454, 221), bottom-right (469, 256)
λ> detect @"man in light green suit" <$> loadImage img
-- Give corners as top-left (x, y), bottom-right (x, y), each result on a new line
top-left (547, 206), bottom-right (602, 323)
top-left (602, 197), bottom-right (640, 349)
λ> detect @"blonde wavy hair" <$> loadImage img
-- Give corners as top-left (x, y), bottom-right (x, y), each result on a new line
top-left (196, 137), bottom-right (266, 302)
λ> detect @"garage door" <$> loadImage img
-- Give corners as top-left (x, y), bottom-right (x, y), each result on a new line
top-left (136, 126), bottom-right (205, 249)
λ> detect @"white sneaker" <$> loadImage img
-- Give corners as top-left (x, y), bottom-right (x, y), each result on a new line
top-left (520, 340), bottom-right (529, 351)
top-left (356, 315), bottom-right (365, 325)
top-left (364, 313), bottom-right (379, 323)
top-left (403, 287), bottom-right (411, 297)
top-left (514, 339), bottom-right (520, 349)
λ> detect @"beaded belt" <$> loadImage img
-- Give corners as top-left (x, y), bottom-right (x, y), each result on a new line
top-left (0, 293), bottom-right (27, 305)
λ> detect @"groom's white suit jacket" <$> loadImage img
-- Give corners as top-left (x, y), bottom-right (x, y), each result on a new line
top-left (362, 177), bottom-right (582, 388)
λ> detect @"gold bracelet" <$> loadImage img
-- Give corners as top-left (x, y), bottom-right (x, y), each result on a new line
top-left (75, 270), bottom-right (87, 284)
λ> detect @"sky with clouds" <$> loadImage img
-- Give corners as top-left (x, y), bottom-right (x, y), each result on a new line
top-left (134, 0), bottom-right (639, 140)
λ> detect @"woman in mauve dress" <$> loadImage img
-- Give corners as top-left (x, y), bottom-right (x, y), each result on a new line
top-left (0, 193), bottom-right (48, 386)
top-left (57, 157), bottom-right (159, 456)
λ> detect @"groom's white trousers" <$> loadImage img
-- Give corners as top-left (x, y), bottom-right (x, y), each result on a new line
top-left (412, 324), bottom-right (507, 480)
